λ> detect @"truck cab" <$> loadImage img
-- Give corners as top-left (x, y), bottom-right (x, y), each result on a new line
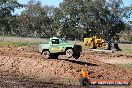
top-left (38, 37), bottom-right (82, 59)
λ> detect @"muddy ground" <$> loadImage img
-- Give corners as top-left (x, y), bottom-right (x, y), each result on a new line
top-left (0, 45), bottom-right (132, 88)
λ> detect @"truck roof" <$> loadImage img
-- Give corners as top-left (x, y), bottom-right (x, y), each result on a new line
top-left (50, 37), bottom-right (59, 40)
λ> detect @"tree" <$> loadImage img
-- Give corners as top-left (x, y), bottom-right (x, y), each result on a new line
top-left (58, 0), bottom-right (130, 39)
top-left (59, 0), bottom-right (86, 38)
top-left (1, 0), bottom-right (130, 39)
top-left (17, 0), bottom-right (55, 37)
top-left (0, 0), bottom-right (23, 35)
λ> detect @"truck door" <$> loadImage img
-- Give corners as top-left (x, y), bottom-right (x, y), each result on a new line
top-left (50, 39), bottom-right (60, 53)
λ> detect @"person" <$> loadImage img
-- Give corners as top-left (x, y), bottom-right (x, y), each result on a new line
top-left (62, 35), bottom-right (66, 40)
top-left (113, 35), bottom-right (119, 43)
top-left (104, 32), bottom-right (111, 50)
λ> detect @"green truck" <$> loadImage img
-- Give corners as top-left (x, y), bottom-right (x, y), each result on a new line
top-left (38, 37), bottom-right (82, 59)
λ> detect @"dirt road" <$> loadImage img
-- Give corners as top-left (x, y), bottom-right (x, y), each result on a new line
top-left (0, 46), bottom-right (132, 88)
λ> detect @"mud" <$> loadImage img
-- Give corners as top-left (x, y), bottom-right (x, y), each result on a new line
top-left (0, 46), bottom-right (132, 87)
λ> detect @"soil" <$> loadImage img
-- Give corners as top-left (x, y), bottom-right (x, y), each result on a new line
top-left (0, 45), bottom-right (132, 88)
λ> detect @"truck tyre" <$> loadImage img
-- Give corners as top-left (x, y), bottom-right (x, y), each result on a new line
top-left (66, 49), bottom-right (73, 58)
top-left (42, 51), bottom-right (50, 59)
top-left (73, 51), bottom-right (80, 59)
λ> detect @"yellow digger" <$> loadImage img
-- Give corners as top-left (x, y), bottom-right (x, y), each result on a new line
top-left (83, 32), bottom-right (121, 50)
top-left (84, 35), bottom-right (109, 49)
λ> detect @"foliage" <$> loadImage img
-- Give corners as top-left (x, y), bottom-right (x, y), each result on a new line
top-left (0, 0), bottom-right (131, 40)
top-left (0, 0), bottom-right (23, 34)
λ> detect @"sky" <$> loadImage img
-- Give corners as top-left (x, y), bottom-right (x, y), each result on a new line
top-left (13, 0), bottom-right (131, 21)
top-left (13, 0), bottom-right (63, 15)
top-left (14, 0), bottom-right (132, 14)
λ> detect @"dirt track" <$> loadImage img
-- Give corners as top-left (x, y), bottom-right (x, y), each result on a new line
top-left (0, 45), bottom-right (132, 88)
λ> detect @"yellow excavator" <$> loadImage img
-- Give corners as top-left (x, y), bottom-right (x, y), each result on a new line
top-left (83, 32), bottom-right (121, 50)
top-left (84, 35), bottom-right (109, 49)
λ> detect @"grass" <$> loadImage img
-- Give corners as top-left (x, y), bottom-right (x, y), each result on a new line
top-left (125, 49), bottom-right (132, 54)
top-left (115, 64), bottom-right (132, 70)
top-left (0, 41), bottom-right (41, 46)
top-left (121, 49), bottom-right (132, 54)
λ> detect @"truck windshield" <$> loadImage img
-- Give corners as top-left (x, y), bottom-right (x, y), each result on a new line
top-left (61, 39), bottom-right (68, 43)
top-left (51, 39), bottom-right (59, 44)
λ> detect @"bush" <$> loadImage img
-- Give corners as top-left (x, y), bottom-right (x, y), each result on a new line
top-left (128, 34), bottom-right (132, 43)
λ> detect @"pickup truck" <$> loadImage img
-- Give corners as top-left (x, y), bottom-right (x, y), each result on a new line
top-left (38, 37), bottom-right (82, 59)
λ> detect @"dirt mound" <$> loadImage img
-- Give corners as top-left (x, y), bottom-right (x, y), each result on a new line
top-left (80, 51), bottom-right (132, 79)
top-left (0, 46), bottom-right (132, 87)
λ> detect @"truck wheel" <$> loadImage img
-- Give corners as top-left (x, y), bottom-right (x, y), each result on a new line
top-left (42, 51), bottom-right (50, 59)
top-left (66, 49), bottom-right (73, 58)
top-left (73, 51), bottom-right (80, 59)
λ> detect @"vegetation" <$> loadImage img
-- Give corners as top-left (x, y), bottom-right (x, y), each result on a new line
top-left (125, 49), bottom-right (132, 54)
top-left (0, 41), bottom-right (40, 46)
top-left (0, 0), bottom-right (23, 34)
top-left (0, 0), bottom-right (132, 40)
top-left (116, 64), bottom-right (132, 70)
